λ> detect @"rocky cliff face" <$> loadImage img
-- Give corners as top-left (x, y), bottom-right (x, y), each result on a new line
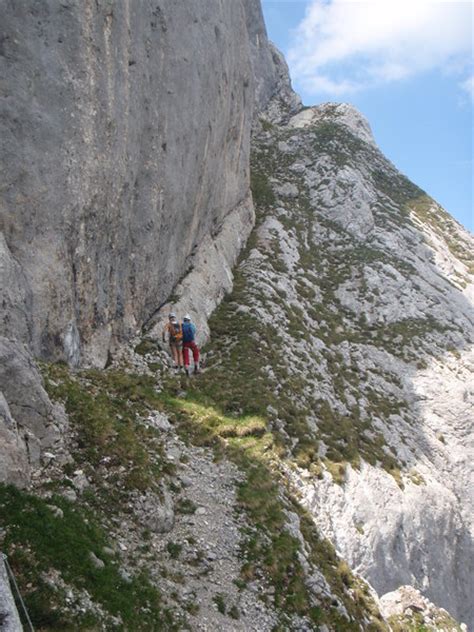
top-left (1, 0), bottom-right (266, 367)
top-left (243, 0), bottom-right (301, 123)
top-left (1, 0), bottom-right (292, 480)
top-left (0, 554), bottom-right (23, 632)
top-left (197, 101), bottom-right (473, 627)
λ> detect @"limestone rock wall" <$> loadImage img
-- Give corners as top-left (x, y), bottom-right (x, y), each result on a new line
top-left (0, 0), bottom-right (263, 367)
top-left (242, 0), bottom-right (301, 122)
top-left (0, 0), bottom-right (288, 484)
top-left (0, 337), bottom-right (64, 477)
top-left (0, 391), bottom-right (29, 489)
top-left (148, 193), bottom-right (255, 345)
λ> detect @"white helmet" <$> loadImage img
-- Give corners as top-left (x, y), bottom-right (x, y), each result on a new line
top-left (168, 312), bottom-right (176, 319)
top-left (183, 314), bottom-right (191, 321)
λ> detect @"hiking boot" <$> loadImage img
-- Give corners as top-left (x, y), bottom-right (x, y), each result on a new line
top-left (193, 365), bottom-right (200, 374)
top-left (185, 367), bottom-right (190, 377)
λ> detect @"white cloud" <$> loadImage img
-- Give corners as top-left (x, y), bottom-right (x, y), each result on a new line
top-left (288, 0), bottom-right (473, 96)
top-left (460, 75), bottom-right (474, 102)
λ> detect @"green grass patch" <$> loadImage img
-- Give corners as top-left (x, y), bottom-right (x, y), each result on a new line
top-left (42, 363), bottom-right (168, 492)
top-left (228, 604), bottom-right (240, 619)
top-left (166, 542), bottom-right (182, 560)
top-left (176, 498), bottom-right (197, 514)
top-left (259, 118), bottom-right (274, 132)
top-left (250, 170), bottom-right (275, 208)
top-left (388, 610), bottom-right (463, 632)
top-left (213, 593), bottom-right (226, 615)
top-left (0, 484), bottom-right (175, 630)
top-left (134, 339), bottom-right (158, 356)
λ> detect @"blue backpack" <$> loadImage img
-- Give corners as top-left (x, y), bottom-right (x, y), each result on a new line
top-left (182, 322), bottom-right (195, 343)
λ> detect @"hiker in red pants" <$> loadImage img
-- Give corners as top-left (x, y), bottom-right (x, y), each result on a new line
top-left (182, 314), bottom-right (200, 376)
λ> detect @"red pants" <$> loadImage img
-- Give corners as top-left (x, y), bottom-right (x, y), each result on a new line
top-left (183, 341), bottom-right (200, 366)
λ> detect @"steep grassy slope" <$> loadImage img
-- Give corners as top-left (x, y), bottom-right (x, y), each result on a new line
top-left (190, 118), bottom-right (470, 480)
top-left (183, 106), bottom-right (473, 626)
top-left (0, 361), bottom-right (388, 631)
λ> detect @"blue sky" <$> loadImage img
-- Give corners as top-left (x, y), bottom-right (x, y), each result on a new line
top-left (261, 0), bottom-right (473, 231)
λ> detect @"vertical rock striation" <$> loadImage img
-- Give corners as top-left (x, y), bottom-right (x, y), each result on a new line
top-left (2, 1), bottom-right (470, 627)
top-left (0, 0), bottom-right (262, 367)
top-left (242, 0), bottom-right (301, 121)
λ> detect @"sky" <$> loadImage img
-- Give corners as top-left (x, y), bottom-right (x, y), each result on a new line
top-left (261, 0), bottom-right (473, 231)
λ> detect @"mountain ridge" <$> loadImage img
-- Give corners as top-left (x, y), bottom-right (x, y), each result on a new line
top-left (212, 103), bottom-right (473, 626)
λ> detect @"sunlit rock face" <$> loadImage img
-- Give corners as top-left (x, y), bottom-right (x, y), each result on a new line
top-left (0, 0), bottom-right (285, 482)
top-left (204, 100), bottom-right (472, 626)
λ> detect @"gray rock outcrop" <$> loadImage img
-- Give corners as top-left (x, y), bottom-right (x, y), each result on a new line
top-left (0, 555), bottom-right (22, 632)
top-left (0, 337), bottom-right (60, 469)
top-left (205, 100), bottom-right (473, 626)
top-left (0, 392), bottom-right (29, 488)
top-left (148, 193), bottom-right (255, 345)
top-left (133, 488), bottom-right (175, 534)
top-left (379, 585), bottom-right (466, 631)
top-left (272, 107), bottom-right (473, 627)
top-left (0, 233), bottom-right (32, 346)
top-left (242, 0), bottom-right (301, 122)
top-left (288, 102), bottom-right (376, 146)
